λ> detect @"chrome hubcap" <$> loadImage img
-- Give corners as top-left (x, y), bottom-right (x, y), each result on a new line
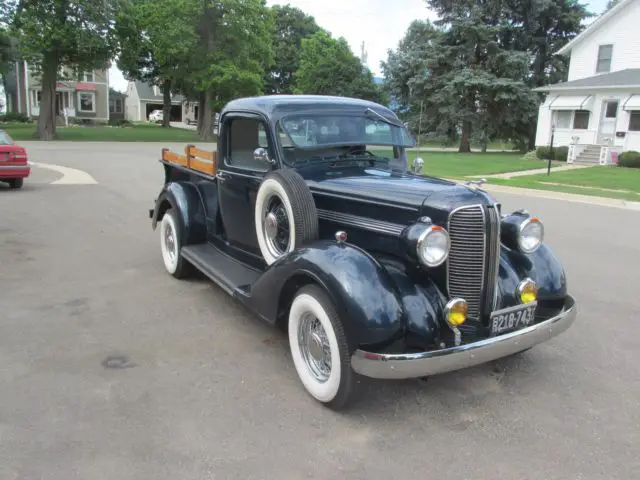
top-left (262, 195), bottom-right (290, 258)
top-left (164, 222), bottom-right (176, 262)
top-left (298, 312), bottom-right (331, 382)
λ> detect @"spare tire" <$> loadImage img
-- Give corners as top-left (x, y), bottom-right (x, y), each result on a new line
top-left (255, 169), bottom-right (319, 265)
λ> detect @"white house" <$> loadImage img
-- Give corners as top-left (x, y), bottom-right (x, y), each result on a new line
top-left (124, 81), bottom-right (198, 124)
top-left (534, 0), bottom-right (640, 164)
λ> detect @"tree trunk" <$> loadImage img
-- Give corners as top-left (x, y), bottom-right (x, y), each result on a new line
top-left (199, 90), bottom-right (216, 141)
top-left (162, 78), bottom-right (172, 128)
top-left (196, 91), bottom-right (205, 136)
top-left (37, 53), bottom-right (59, 140)
top-left (458, 120), bottom-right (472, 153)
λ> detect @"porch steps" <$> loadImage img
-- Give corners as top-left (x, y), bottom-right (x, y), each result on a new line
top-left (575, 145), bottom-right (602, 164)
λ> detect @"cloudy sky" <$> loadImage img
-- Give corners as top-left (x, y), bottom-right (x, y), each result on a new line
top-left (108, 0), bottom-right (612, 91)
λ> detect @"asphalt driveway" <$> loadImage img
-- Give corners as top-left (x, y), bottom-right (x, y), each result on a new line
top-left (1, 142), bottom-right (638, 480)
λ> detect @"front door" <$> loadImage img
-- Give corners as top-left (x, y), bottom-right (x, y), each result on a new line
top-left (598, 100), bottom-right (618, 144)
top-left (216, 113), bottom-right (277, 261)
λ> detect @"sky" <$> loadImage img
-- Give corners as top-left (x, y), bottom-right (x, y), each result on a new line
top-left (108, 0), bottom-right (612, 92)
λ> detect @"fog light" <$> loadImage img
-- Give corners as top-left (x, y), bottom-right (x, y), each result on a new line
top-left (517, 278), bottom-right (538, 304)
top-left (444, 298), bottom-right (468, 327)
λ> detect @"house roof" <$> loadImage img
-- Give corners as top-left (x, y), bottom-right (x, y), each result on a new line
top-left (134, 81), bottom-right (184, 103)
top-left (533, 68), bottom-right (640, 91)
top-left (556, 0), bottom-right (636, 56)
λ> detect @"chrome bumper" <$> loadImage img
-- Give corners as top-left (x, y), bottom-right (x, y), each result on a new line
top-left (351, 295), bottom-right (577, 380)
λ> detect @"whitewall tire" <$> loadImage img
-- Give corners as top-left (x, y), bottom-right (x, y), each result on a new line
top-left (159, 208), bottom-right (192, 278)
top-left (288, 285), bottom-right (355, 409)
top-left (255, 170), bottom-right (318, 265)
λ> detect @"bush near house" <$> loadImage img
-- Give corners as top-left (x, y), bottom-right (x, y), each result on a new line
top-left (618, 151), bottom-right (640, 169)
top-left (0, 113), bottom-right (31, 123)
top-left (535, 145), bottom-right (568, 162)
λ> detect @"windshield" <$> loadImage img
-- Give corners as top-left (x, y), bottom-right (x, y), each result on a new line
top-left (279, 113), bottom-right (415, 149)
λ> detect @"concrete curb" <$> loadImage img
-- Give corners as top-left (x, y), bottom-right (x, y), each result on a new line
top-left (450, 181), bottom-right (640, 211)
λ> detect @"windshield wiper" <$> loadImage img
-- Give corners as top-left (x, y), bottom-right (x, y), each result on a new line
top-left (364, 108), bottom-right (403, 128)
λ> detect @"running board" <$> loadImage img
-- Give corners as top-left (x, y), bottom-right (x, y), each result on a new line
top-left (181, 243), bottom-right (261, 295)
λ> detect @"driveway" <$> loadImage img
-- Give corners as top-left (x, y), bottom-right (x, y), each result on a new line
top-left (1, 142), bottom-right (639, 480)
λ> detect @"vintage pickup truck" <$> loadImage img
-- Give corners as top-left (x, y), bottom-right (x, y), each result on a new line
top-left (149, 95), bottom-right (577, 410)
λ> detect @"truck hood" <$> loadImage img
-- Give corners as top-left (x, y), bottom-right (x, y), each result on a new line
top-left (302, 167), bottom-right (496, 224)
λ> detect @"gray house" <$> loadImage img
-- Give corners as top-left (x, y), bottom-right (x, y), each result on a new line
top-left (124, 81), bottom-right (197, 123)
top-left (4, 60), bottom-right (111, 123)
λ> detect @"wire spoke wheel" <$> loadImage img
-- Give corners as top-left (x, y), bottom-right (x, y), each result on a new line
top-left (298, 312), bottom-right (332, 382)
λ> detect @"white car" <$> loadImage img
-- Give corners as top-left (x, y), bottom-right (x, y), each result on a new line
top-left (148, 110), bottom-right (163, 123)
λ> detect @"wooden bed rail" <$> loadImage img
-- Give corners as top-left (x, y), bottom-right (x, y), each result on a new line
top-left (161, 144), bottom-right (217, 176)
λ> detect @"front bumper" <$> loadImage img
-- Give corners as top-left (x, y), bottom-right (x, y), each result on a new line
top-left (351, 294), bottom-right (577, 380)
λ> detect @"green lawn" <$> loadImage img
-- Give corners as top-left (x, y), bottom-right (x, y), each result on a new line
top-left (372, 149), bottom-right (558, 179)
top-left (488, 165), bottom-right (640, 202)
top-left (1, 122), bottom-right (202, 142)
top-left (417, 139), bottom-right (516, 151)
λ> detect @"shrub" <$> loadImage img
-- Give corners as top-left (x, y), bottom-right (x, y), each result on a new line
top-left (0, 112), bottom-right (30, 123)
top-left (553, 146), bottom-right (569, 162)
top-left (523, 150), bottom-right (539, 161)
top-left (536, 145), bottom-right (568, 161)
top-left (619, 150), bottom-right (640, 168)
top-left (108, 118), bottom-right (133, 127)
top-left (536, 146), bottom-right (551, 159)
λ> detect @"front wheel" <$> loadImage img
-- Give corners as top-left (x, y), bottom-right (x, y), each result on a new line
top-left (288, 285), bottom-right (356, 410)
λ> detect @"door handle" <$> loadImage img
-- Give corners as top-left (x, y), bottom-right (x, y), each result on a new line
top-left (216, 172), bottom-right (228, 182)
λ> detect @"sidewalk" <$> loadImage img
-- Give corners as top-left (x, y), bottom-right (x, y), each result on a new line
top-left (469, 164), bottom-right (595, 179)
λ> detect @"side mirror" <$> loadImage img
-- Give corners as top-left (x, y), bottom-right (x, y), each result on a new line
top-left (253, 147), bottom-right (273, 165)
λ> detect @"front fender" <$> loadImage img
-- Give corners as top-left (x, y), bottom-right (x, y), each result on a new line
top-left (248, 241), bottom-right (408, 351)
top-left (497, 243), bottom-right (567, 308)
top-left (151, 181), bottom-right (207, 245)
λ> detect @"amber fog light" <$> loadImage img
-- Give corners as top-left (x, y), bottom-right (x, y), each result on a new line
top-left (444, 298), bottom-right (468, 327)
top-left (517, 278), bottom-right (538, 304)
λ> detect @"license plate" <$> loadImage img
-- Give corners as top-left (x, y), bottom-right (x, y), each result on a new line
top-left (489, 302), bottom-right (537, 336)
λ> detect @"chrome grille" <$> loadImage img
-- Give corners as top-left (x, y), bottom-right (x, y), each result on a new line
top-left (447, 205), bottom-right (486, 319)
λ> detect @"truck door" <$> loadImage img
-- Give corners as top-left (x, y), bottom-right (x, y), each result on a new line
top-left (216, 113), bottom-right (276, 259)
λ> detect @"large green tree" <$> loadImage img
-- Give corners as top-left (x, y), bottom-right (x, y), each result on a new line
top-left (115, 0), bottom-right (198, 127)
top-left (5, 0), bottom-right (119, 139)
top-left (265, 4), bottom-right (322, 94)
top-left (186, 0), bottom-right (274, 140)
top-left (294, 30), bottom-right (384, 103)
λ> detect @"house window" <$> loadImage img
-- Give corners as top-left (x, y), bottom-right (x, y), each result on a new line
top-left (554, 111), bottom-right (572, 129)
top-left (596, 45), bottom-right (613, 73)
top-left (31, 90), bottom-right (42, 108)
top-left (109, 98), bottom-right (123, 114)
top-left (81, 71), bottom-right (94, 82)
top-left (78, 92), bottom-right (96, 112)
top-left (629, 112), bottom-right (640, 131)
top-left (573, 110), bottom-right (590, 129)
top-left (605, 101), bottom-right (618, 118)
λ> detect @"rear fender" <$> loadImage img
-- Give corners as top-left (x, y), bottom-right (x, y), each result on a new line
top-left (151, 181), bottom-right (207, 245)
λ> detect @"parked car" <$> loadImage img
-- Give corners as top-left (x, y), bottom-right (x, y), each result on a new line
top-left (148, 109), bottom-right (163, 123)
top-left (149, 95), bottom-right (577, 410)
top-left (0, 129), bottom-right (30, 189)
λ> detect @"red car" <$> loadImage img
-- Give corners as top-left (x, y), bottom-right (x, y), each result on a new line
top-left (0, 129), bottom-right (30, 189)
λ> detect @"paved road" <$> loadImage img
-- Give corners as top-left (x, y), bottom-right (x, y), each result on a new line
top-left (1, 142), bottom-right (639, 480)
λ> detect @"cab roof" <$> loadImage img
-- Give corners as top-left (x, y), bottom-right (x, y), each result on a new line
top-left (220, 94), bottom-right (399, 121)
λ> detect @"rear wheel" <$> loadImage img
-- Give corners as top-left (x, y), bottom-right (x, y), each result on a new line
top-left (159, 208), bottom-right (192, 278)
top-left (8, 178), bottom-right (23, 189)
top-left (288, 285), bottom-right (356, 410)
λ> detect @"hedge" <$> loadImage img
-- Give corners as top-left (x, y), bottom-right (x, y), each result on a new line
top-left (618, 150), bottom-right (640, 168)
top-left (536, 145), bottom-right (568, 162)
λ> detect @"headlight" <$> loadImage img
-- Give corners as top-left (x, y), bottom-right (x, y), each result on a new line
top-left (444, 298), bottom-right (468, 327)
top-left (517, 278), bottom-right (538, 304)
top-left (518, 216), bottom-right (544, 253)
top-left (417, 225), bottom-right (450, 267)
top-left (500, 211), bottom-right (544, 254)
